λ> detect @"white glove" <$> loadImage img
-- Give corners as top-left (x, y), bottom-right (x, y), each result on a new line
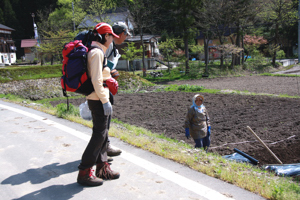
top-left (103, 102), bottom-right (112, 116)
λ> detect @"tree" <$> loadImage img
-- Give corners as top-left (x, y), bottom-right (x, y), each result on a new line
top-left (226, 0), bottom-right (263, 66)
top-left (168, 0), bottom-right (201, 74)
top-left (37, 30), bottom-right (74, 65)
top-left (119, 0), bottom-right (159, 77)
top-left (194, 0), bottom-right (233, 69)
top-left (190, 44), bottom-right (204, 69)
top-left (121, 42), bottom-right (143, 73)
top-left (78, 0), bottom-right (118, 27)
top-left (217, 44), bottom-right (243, 67)
top-left (159, 38), bottom-right (180, 72)
top-left (258, 0), bottom-right (297, 66)
top-left (1, 0), bottom-right (18, 26)
top-left (48, 0), bottom-right (86, 32)
top-left (243, 35), bottom-right (267, 61)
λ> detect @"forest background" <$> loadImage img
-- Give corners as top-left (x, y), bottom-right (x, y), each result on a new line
top-left (0, 0), bottom-right (299, 74)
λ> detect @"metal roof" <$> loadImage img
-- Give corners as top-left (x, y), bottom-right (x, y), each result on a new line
top-left (126, 35), bottom-right (158, 42)
top-left (0, 24), bottom-right (15, 31)
top-left (21, 39), bottom-right (38, 48)
top-left (78, 12), bottom-right (134, 30)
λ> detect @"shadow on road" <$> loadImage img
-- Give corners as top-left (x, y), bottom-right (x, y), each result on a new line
top-left (12, 183), bottom-right (83, 200)
top-left (1, 160), bottom-right (79, 185)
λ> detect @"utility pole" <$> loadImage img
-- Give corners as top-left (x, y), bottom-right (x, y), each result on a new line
top-left (31, 13), bottom-right (35, 28)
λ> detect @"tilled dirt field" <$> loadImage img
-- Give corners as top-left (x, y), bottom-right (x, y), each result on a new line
top-left (49, 75), bottom-right (300, 166)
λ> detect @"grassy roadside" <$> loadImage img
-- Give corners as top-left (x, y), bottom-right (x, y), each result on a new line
top-left (1, 64), bottom-right (299, 199)
top-left (1, 88), bottom-right (299, 200)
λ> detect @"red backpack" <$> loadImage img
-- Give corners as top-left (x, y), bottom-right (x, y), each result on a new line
top-left (61, 40), bottom-right (118, 96)
top-left (61, 40), bottom-right (94, 96)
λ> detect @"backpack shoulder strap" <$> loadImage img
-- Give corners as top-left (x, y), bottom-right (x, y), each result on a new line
top-left (89, 45), bottom-right (107, 71)
top-left (107, 42), bottom-right (117, 58)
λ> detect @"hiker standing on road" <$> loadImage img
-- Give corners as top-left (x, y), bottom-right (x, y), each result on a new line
top-left (77, 22), bottom-right (120, 186)
top-left (184, 94), bottom-right (211, 152)
top-left (105, 22), bottom-right (132, 157)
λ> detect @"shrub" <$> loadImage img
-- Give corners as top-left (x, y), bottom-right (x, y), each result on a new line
top-left (276, 50), bottom-right (286, 59)
top-left (178, 84), bottom-right (204, 92)
top-left (56, 103), bottom-right (79, 118)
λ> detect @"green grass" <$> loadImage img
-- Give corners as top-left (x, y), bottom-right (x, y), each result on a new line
top-left (0, 64), bottom-right (62, 83)
top-left (260, 73), bottom-right (300, 77)
top-left (136, 60), bottom-right (295, 82)
top-left (55, 103), bottom-right (80, 118)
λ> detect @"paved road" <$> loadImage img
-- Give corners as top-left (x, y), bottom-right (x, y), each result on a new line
top-left (274, 65), bottom-right (300, 75)
top-left (0, 100), bottom-right (265, 200)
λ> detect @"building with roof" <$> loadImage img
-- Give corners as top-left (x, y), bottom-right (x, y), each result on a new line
top-left (78, 8), bottom-right (160, 70)
top-left (20, 39), bottom-right (38, 63)
top-left (0, 24), bottom-right (17, 66)
top-left (116, 35), bottom-right (160, 70)
top-left (78, 7), bottom-right (134, 32)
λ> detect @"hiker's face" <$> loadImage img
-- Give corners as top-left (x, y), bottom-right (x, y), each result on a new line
top-left (114, 32), bottom-right (127, 45)
top-left (120, 32), bottom-right (127, 43)
top-left (104, 34), bottom-right (114, 48)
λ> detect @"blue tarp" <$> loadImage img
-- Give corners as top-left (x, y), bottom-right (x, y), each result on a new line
top-left (263, 164), bottom-right (300, 177)
top-left (223, 153), bottom-right (254, 164)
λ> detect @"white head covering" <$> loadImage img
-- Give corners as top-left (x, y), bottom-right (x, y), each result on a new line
top-left (191, 94), bottom-right (205, 113)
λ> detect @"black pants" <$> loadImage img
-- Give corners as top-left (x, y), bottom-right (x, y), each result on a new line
top-left (78, 100), bottom-right (108, 170)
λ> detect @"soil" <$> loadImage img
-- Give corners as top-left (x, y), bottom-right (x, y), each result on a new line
top-left (49, 75), bottom-right (300, 166)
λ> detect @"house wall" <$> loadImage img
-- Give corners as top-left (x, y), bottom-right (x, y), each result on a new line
top-left (0, 52), bottom-right (16, 65)
top-left (196, 36), bottom-right (237, 61)
top-left (116, 58), bottom-right (157, 71)
top-left (115, 38), bottom-right (159, 70)
top-left (0, 28), bottom-right (17, 65)
top-left (24, 53), bottom-right (35, 62)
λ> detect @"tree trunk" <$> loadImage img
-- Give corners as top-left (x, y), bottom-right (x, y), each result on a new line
top-left (220, 54), bottom-right (224, 69)
top-left (167, 57), bottom-right (170, 73)
top-left (126, 60), bottom-right (129, 71)
top-left (235, 24), bottom-right (241, 65)
top-left (272, 23), bottom-right (279, 67)
top-left (140, 28), bottom-right (146, 77)
top-left (40, 53), bottom-right (44, 66)
top-left (218, 36), bottom-right (224, 68)
top-left (241, 34), bottom-right (244, 65)
top-left (184, 31), bottom-right (189, 74)
top-left (51, 55), bottom-right (54, 65)
top-left (204, 34), bottom-right (209, 74)
top-left (229, 35), bottom-right (235, 69)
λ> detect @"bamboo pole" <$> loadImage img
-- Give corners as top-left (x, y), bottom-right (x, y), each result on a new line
top-left (247, 126), bottom-right (283, 164)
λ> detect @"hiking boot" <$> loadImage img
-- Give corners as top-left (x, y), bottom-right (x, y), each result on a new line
top-left (107, 144), bottom-right (122, 156)
top-left (108, 157), bottom-right (113, 162)
top-left (77, 168), bottom-right (103, 186)
top-left (96, 162), bottom-right (120, 180)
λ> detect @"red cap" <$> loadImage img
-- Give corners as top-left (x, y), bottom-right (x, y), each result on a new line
top-left (94, 23), bottom-right (119, 38)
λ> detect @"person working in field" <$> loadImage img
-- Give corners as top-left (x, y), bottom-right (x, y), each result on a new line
top-left (184, 94), bottom-right (211, 152)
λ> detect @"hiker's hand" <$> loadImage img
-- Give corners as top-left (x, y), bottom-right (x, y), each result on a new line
top-left (103, 102), bottom-right (112, 116)
top-left (185, 128), bottom-right (190, 139)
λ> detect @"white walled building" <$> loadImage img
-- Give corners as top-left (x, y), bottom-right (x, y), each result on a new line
top-left (0, 24), bottom-right (17, 66)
